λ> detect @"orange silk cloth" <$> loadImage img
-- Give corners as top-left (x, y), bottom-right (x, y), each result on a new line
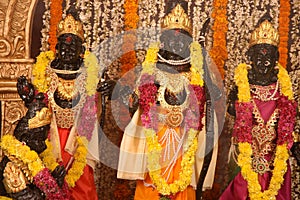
top-left (58, 128), bottom-right (98, 200)
top-left (134, 125), bottom-right (196, 200)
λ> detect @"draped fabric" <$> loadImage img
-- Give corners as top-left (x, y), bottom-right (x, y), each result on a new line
top-left (220, 88), bottom-right (291, 199)
top-left (118, 108), bottom-right (219, 200)
top-left (58, 127), bottom-right (98, 200)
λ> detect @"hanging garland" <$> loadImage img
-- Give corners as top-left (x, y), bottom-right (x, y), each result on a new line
top-left (137, 41), bottom-right (205, 197)
top-left (278, 0), bottom-right (290, 69)
top-left (0, 135), bottom-right (70, 199)
top-left (209, 0), bottom-right (228, 79)
top-left (234, 63), bottom-right (297, 200)
top-left (31, 50), bottom-right (99, 187)
top-left (49, 0), bottom-right (63, 52)
top-left (120, 0), bottom-right (139, 76)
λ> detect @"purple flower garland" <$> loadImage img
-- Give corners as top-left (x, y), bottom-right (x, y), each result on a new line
top-left (34, 168), bottom-right (71, 200)
top-left (234, 95), bottom-right (297, 146)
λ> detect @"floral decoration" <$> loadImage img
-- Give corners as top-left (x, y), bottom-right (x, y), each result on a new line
top-left (34, 168), bottom-right (70, 200)
top-left (209, 0), bottom-right (228, 79)
top-left (120, 0), bottom-right (139, 76)
top-left (234, 62), bottom-right (297, 199)
top-left (0, 135), bottom-right (70, 199)
top-left (31, 50), bottom-right (99, 188)
top-left (278, 0), bottom-right (290, 68)
top-left (32, 51), bottom-right (55, 93)
top-left (137, 41), bottom-right (206, 196)
top-left (49, 0), bottom-right (63, 52)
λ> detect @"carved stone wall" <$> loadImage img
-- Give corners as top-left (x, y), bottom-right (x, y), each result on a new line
top-left (0, 0), bottom-right (38, 136)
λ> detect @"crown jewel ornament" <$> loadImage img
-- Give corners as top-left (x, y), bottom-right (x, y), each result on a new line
top-left (57, 14), bottom-right (84, 40)
top-left (161, 4), bottom-right (192, 35)
top-left (249, 20), bottom-right (279, 47)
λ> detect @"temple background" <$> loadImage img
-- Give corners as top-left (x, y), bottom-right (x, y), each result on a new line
top-left (0, 0), bottom-right (299, 199)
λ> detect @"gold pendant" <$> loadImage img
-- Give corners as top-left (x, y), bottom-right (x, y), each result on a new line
top-left (166, 107), bottom-right (183, 128)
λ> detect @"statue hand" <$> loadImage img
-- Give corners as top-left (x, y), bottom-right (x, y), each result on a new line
top-left (291, 142), bottom-right (300, 166)
top-left (11, 187), bottom-right (45, 200)
top-left (17, 76), bottom-right (35, 105)
top-left (51, 165), bottom-right (67, 188)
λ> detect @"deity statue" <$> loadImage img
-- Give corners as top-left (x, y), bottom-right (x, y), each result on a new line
top-left (0, 77), bottom-right (69, 199)
top-left (16, 8), bottom-right (100, 200)
top-left (221, 16), bottom-right (299, 200)
top-left (98, 1), bottom-right (221, 199)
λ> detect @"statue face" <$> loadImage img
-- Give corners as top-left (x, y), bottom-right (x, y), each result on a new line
top-left (56, 33), bottom-right (83, 65)
top-left (159, 29), bottom-right (192, 60)
top-left (247, 44), bottom-right (279, 86)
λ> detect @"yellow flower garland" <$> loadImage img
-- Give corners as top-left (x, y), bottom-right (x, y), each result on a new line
top-left (238, 143), bottom-right (289, 200)
top-left (190, 41), bottom-right (204, 87)
top-left (142, 41), bottom-right (204, 86)
top-left (0, 134), bottom-right (88, 188)
top-left (235, 62), bottom-right (293, 200)
top-left (141, 40), bottom-right (205, 195)
top-left (141, 42), bottom-right (160, 75)
top-left (31, 50), bottom-right (98, 188)
top-left (32, 51), bottom-right (55, 93)
top-left (64, 136), bottom-right (88, 187)
top-left (33, 50), bottom-right (99, 95)
top-left (39, 136), bottom-right (88, 188)
top-left (84, 51), bottom-right (100, 96)
top-left (0, 135), bottom-right (45, 177)
top-left (145, 128), bottom-right (198, 195)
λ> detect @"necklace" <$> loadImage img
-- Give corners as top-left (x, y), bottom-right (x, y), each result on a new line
top-left (234, 63), bottom-right (296, 200)
top-left (57, 77), bottom-right (79, 101)
top-left (157, 53), bottom-right (190, 65)
top-left (251, 99), bottom-right (278, 174)
top-left (155, 68), bottom-right (191, 95)
top-left (48, 67), bottom-right (87, 128)
top-left (52, 68), bottom-right (82, 75)
top-left (250, 81), bottom-right (279, 101)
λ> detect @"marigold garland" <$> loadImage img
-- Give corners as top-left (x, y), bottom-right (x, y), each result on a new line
top-left (120, 0), bottom-right (139, 76)
top-left (32, 50), bottom-right (98, 94)
top-left (49, 0), bottom-right (63, 52)
top-left (234, 62), bottom-right (297, 199)
top-left (84, 51), bottom-right (100, 96)
top-left (0, 135), bottom-right (70, 199)
top-left (278, 0), bottom-right (290, 68)
top-left (145, 129), bottom-right (198, 195)
top-left (64, 136), bottom-right (88, 188)
top-left (32, 50), bottom-right (98, 188)
top-left (209, 0), bottom-right (228, 79)
top-left (32, 51), bottom-right (55, 93)
top-left (238, 143), bottom-right (289, 200)
top-left (38, 137), bottom-right (88, 188)
top-left (1, 134), bottom-right (44, 177)
top-left (138, 41), bottom-right (206, 196)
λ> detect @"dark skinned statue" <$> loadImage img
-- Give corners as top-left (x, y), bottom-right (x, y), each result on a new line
top-left (14, 8), bottom-right (99, 200)
top-left (99, 1), bottom-right (221, 199)
top-left (221, 15), bottom-right (299, 199)
top-left (0, 77), bottom-right (66, 200)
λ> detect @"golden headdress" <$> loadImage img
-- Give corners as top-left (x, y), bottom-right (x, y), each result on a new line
top-left (249, 20), bottom-right (279, 47)
top-left (161, 4), bottom-right (192, 35)
top-left (28, 107), bottom-right (52, 129)
top-left (57, 14), bottom-right (84, 40)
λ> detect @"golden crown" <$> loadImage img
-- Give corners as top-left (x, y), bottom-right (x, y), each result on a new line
top-left (161, 4), bottom-right (192, 35)
top-left (28, 107), bottom-right (52, 129)
top-left (57, 14), bottom-right (84, 40)
top-left (249, 20), bottom-right (279, 47)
